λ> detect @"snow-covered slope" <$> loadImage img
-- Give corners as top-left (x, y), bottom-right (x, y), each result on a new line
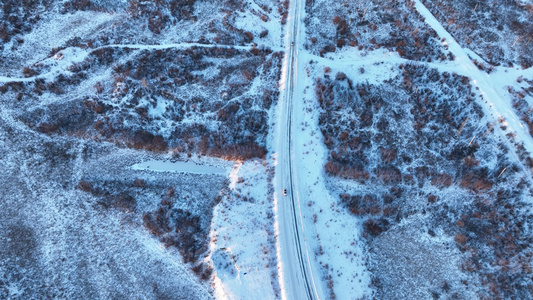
top-left (1, 0), bottom-right (285, 299)
top-left (301, 1), bottom-right (533, 299)
top-left (1, 0), bottom-right (532, 299)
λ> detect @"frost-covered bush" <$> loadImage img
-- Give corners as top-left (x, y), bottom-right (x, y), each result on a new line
top-left (13, 46), bottom-right (282, 160)
top-left (316, 65), bottom-right (533, 299)
top-left (421, 0), bottom-right (533, 68)
top-left (509, 81), bottom-right (533, 138)
top-left (305, 0), bottom-right (450, 61)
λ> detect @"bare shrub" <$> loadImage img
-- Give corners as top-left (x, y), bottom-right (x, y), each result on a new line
top-left (380, 148), bottom-right (397, 163)
top-left (430, 173), bottom-right (453, 187)
top-left (363, 218), bottom-right (389, 237)
top-left (377, 167), bottom-right (402, 184)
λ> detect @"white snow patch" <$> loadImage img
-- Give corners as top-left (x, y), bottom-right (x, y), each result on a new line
top-left (209, 160), bottom-right (279, 300)
top-left (132, 159), bottom-right (228, 175)
top-left (147, 97), bottom-right (170, 119)
top-left (4, 10), bottom-right (116, 73)
top-left (291, 55), bottom-right (373, 299)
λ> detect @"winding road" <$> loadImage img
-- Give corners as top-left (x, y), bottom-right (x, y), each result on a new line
top-left (275, 0), bottom-right (323, 299)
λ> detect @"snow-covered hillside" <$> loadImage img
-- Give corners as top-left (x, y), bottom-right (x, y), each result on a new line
top-left (303, 0), bottom-right (533, 299)
top-left (1, 0), bottom-right (285, 299)
top-left (1, 0), bottom-right (532, 299)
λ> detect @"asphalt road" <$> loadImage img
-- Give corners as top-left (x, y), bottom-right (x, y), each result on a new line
top-left (276, 0), bottom-right (322, 298)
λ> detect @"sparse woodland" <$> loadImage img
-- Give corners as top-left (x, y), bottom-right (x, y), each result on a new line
top-left (0, 0), bottom-right (284, 297)
top-left (0, 0), bottom-right (288, 167)
top-left (77, 172), bottom-right (226, 283)
top-left (14, 46), bottom-right (281, 160)
top-left (1, 0), bottom-right (532, 299)
top-left (421, 0), bottom-right (533, 68)
top-left (304, 1), bottom-right (533, 298)
top-left (305, 0), bottom-right (452, 61)
top-left (509, 79), bottom-right (533, 139)
top-left (315, 65), bottom-right (533, 298)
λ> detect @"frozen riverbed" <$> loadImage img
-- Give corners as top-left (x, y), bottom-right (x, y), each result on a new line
top-left (132, 160), bottom-right (228, 175)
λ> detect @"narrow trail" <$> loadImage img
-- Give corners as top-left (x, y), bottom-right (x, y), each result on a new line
top-left (0, 42), bottom-right (283, 83)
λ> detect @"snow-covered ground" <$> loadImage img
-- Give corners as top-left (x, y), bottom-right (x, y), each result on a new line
top-left (208, 160), bottom-right (280, 300)
top-left (0, 42), bottom-right (276, 84)
top-left (293, 72), bottom-right (374, 299)
top-left (304, 0), bottom-right (533, 160)
top-left (413, 0), bottom-right (533, 156)
top-left (274, 1), bottom-right (374, 298)
top-left (1, 0), bottom-right (286, 299)
top-left (131, 159), bottom-right (228, 175)
top-left (279, 0), bottom-right (533, 299)
top-left (0, 9), bottom-right (117, 76)
top-left (2, 0), bottom-right (532, 299)
top-left (290, 55), bottom-right (374, 299)
top-left (0, 135), bottom-right (218, 299)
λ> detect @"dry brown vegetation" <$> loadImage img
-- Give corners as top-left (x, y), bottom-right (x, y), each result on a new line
top-left (508, 81), bottom-right (533, 138)
top-left (13, 46), bottom-right (282, 160)
top-left (421, 0), bottom-right (533, 68)
top-left (305, 0), bottom-right (450, 61)
top-left (316, 65), bottom-right (533, 298)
